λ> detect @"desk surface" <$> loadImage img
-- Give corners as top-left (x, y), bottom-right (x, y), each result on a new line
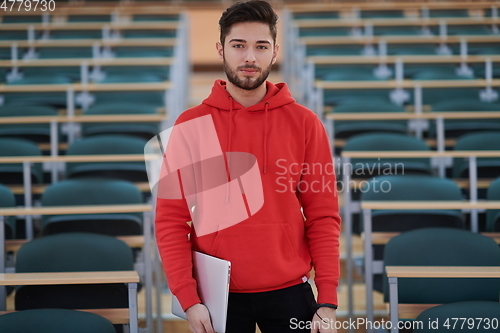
top-left (0, 153), bottom-right (160, 163)
top-left (0, 271), bottom-right (140, 286)
top-left (386, 266), bottom-right (500, 278)
top-left (0, 204), bottom-right (152, 216)
top-left (341, 150), bottom-right (500, 158)
top-left (361, 200), bottom-right (500, 210)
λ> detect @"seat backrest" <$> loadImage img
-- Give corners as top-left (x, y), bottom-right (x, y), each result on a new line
top-left (0, 308), bottom-right (115, 333)
top-left (487, 177), bottom-right (500, 231)
top-left (65, 134), bottom-right (148, 181)
top-left (453, 131), bottom-right (500, 178)
top-left (40, 178), bottom-right (143, 236)
top-left (16, 232), bottom-right (134, 273)
top-left (343, 133), bottom-right (431, 177)
top-left (0, 137), bottom-right (43, 184)
top-left (0, 184), bottom-right (17, 238)
top-left (414, 301), bottom-right (500, 333)
top-left (383, 228), bottom-right (500, 304)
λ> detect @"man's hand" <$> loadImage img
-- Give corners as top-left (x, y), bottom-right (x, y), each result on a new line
top-left (311, 307), bottom-right (337, 333)
top-left (186, 303), bottom-right (215, 333)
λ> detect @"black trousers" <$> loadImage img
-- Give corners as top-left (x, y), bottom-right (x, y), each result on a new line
top-left (225, 282), bottom-right (317, 333)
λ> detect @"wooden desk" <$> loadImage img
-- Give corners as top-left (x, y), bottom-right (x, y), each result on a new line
top-left (0, 114), bottom-right (167, 124)
top-left (309, 55), bottom-right (500, 66)
top-left (296, 17), bottom-right (500, 28)
top-left (327, 111), bottom-right (500, 121)
top-left (0, 271), bottom-right (140, 330)
top-left (0, 57), bottom-right (173, 68)
top-left (385, 266), bottom-right (500, 333)
top-left (0, 81), bottom-right (171, 93)
top-left (302, 35), bottom-right (500, 46)
top-left (0, 38), bottom-right (176, 48)
top-left (316, 79), bottom-right (500, 90)
top-left (0, 21), bottom-right (178, 31)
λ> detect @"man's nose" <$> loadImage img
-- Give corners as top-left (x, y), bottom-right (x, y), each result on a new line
top-left (244, 49), bottom-right (256, 63)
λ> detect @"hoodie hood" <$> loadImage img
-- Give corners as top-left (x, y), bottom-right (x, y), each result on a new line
top-left (202, 79), bottom-right (295, 111)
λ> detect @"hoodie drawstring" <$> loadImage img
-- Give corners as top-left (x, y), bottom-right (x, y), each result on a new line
top-left (226, 97), bottom-right (233, 203)
top-left (263, 102), bottom-right (269, 174)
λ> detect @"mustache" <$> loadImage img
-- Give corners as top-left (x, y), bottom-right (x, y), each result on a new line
top-left (238, 65), bottom-right (261, 71)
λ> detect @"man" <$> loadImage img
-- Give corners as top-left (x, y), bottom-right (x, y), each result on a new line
top-left (155, 1), bottom-right (341, 332)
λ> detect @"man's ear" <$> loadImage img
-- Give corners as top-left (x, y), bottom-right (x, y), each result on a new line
top-left (271, 43), bottom-right (280, 65)
top-left (216, 42), bottom-right (224, 61)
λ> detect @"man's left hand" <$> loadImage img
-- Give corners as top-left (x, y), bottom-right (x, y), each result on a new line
top-left (310, 307), bottom-right (337, 333)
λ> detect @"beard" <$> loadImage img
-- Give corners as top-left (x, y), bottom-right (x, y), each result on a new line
top-left (223, 57), bottom-right (272, 91)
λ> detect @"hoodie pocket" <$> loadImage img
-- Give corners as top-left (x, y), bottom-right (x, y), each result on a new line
top-left (209, 223), bottom-right (306, 291)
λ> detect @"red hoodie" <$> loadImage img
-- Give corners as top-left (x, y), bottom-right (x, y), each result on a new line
top-left (155, 80), bottom-right (341, 311)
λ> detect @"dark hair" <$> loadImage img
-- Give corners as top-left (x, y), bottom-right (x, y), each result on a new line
top-left (219, 0), bottom-right (278, 46)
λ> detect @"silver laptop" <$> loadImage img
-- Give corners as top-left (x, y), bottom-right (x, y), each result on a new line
top-left (171, 251), bottom-right (231, 333)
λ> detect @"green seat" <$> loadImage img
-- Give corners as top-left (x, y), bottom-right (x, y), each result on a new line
top-left (361, 175), bottom-right (465, 292)
top-left (447, 25), bottom-right (492, 35)
top-left (49, 30), bottom-right (102, 39)
top-left (133, 14), bottom-right (179, 21)
top-left (7, 75), bottom-right (73, 85)
top-left (97, 73), bottom-right (163, 83)
top-left (374, 26), bottom-right (424, 36)
top-left (0, 308), bottom-right (115, 333)
top-left (332, 100), bottom-right (407, 139)
top-left (415, 301), bottom-right (500, 333)
top-left (82, 102), bottom-right (160, 140)
top-left (122, 29), bottom-right (176, 38)
top-left (0, 105), bottom-right (59, 143)
top-left (0, 48), bottom-right (10, 60)
top-left (65, 134), bottom-right (148, 182)
top-left (293, 11), bottom-right (339, 20)
top-left (67, 15), bottom-right (111, 22)
top-left (342, 133), bottom-right (432, 178)
top-left (299, 27), bottom-right (351, 37)
top-left (0, 184), bottom-right (17, 239)
top-left (102, 66), bottom-right (169, 81)
top-left (2, 15), bottom-right (42, 23)
top-left (486, 177), bottom-right (500, 232)
top-left (15, 233), bottom-right (133, 312)
top-left (321, 66), bottom-right (387, 81)
top-left (452, 131), bottom-right (500, 179)
top-left (383, 228), bottom-right (500, 305)
top-left (468, 44), bottom-right (500, 55)
top-left (429, 99), bottom-right (500, 138)
top-left (361, 10), bottom-right (404, 18)
top-left (37, 47), bottom-right (93, 59)
top-left (3, 92), bottom-right (67, 108)
top-left (41, 178), bottom-right (143, 236)
top-left (421, 88), bottom-right (481, 106)
top-left (411, 66), bottom-right (475, 80)
top-left (93, 92), bottom-right (165, 107)
top-left (388, 44), bottom-right (438, 56)
top-left (324, 89), bottom-right (392, 106)
top-left (0, 138), bottom-right (43, 184)
top-left (429, 9), bottom-right (470, 18)
top-left (113, 46), bottom-right (174, 58)
top-left (0, 31), bottom-right (28, 40)
top-left (306, 45), bottom-right (364, 56)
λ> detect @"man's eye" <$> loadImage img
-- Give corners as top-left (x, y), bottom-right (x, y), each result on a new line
top-left (233, 44), bottom-right (243, 48)
top-left (257, 46), bottom-right (268, 50)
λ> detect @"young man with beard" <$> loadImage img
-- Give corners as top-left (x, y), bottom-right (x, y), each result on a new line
top-left (155, 1), bottom-right (341, 332)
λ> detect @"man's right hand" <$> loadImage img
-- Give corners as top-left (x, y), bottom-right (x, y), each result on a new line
top-left (186, 303), bottom-right (216, 333)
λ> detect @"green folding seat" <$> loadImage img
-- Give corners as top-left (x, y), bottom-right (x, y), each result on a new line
top-left (133, 14), bottom-right (179, 21)
top-left (306, 45), bottom-right (364, 56)
top-left (49, 30), bottom-right (102, 39)
top-left (429, 99), bottom-right (500, 138)
top-left (93, 91), bottom-right (165, 107)
top-left (361, 10), bottom-right (404, 18)
top-left (3, 92), bottom-right (67, 108)
top-left (452, 131), bottom-right (500, 179)
top-left (113, 46), bottom-right (174, 58)
top-left (0, 308), bottom-right (115, 333)
top-left (388, 44), bottom-right (438, 56)
top-left (37, 47), bottom-right (93, 59)
top-left (0, 184), bottom-right (17, 239)
top-left (374, 26), bottom-right (424, 36)
top-left (414, 301), bottom-right (500, 333)
top-left (15, 232), bottom-right (134, 333)
top-left (293, 11), bottom-right (339, 20)
top-left (0, 104), bottom-right (59, 143)
top-left (82, 102), bottom-right (160, 140)
top-left (121, 29), bottom-right (176, 38)
top-left (2, 15), bottom-right (42, 23)
top-left (0, 138), bottom-right (43, 184)
top-left (0, 48), bottom-right (10, 60)
top-left (411, 66), bottom-right (475, 80)
top-left (67, 15), bottom-right (111, 22)
top-left (447, 25), bottom-right (492, 36)
top-left (468, 43), bottom-right (500, 55)
top-left (41, 178), bottom-right (143, 236)
top-left (383, 228), bottom-right (500, 305)
top-left (429, 9), bottom-right (470, 17)
top-left (422, 88), bottom-right (481, 106)
top-left (0, 31), bottom-right (27, 40)
top-left (361, 175), bottom-right (465, 292)
top-left (342, 133), bottom-right (432, 178)
top-left (486, 177), bottom-right (500, 231)
top-left (332, 100), bottom-right (407, 139)
top-left (299, 27), bottom-right (351, 37)
top-left (324, 89), bottom-right (393, 107)
top-left (65, 134), bottom-right (148, 182)
top-left (321, 65), bottom-right (388, 81)
top-left (101, 65), bottom-right (169, 81)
